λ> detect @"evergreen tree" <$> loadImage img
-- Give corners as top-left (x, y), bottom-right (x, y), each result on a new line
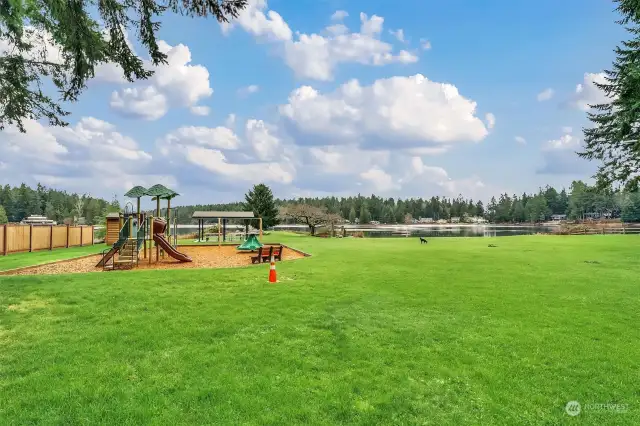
top-left (579, 0), bottom-right (640, 189)
top-left (558, 189), bottom-right (570, 214)
top-left (244, 183), bottom-right (279, 228)
top-left (1, 0), bottom-right (248, 132)
top-left (487, 197), bottom-right (498, 222)
top-left (525, 195), bottom-right (549, 223)
top-left (0, 205), bottom-right (7, 224)
top-left (348, 206), bottom-right (357, 223)
top-left (512, 201), bottom-right (526, 223)
top-left (44, 202), bottom-right (56, 221)
top-left (359, 203), bottom-right (371, 224)
top-left (382, 205), bottom-right (396, 224)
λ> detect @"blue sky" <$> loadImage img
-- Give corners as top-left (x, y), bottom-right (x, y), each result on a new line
top-left (0, 0), bottom-right (624, 207)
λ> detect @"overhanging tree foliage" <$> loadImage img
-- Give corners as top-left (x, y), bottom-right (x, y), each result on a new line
top-left (580, 0), bottom-right (640, 190)
top-left (0, 0), bottom-right (247, 131)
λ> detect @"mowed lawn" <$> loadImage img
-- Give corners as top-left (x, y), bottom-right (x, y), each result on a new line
top-left (0, 244), bottom-right (104, 272)
top-left (0, 234), bottom-right (639, 425)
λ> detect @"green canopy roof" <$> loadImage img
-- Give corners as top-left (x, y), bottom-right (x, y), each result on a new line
top-left (124, 186), bottom-right (148, 198)
top-left (146, 184), bottom-right (179, 200)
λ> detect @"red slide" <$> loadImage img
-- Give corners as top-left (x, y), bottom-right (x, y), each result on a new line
top-left (152, 218), bottom-right (192, 262)
top-left (153, 233), bottom-right (192, 262)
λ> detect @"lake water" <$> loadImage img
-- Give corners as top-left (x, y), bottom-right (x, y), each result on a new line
top-left (273, 224), bottom-right (556, 238)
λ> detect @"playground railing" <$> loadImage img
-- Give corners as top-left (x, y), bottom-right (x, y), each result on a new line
top-left (136, 218), bottom-right (146, 252)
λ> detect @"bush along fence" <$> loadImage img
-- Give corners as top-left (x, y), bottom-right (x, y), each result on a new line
top-left (0, 224), bottom-right (94, 255)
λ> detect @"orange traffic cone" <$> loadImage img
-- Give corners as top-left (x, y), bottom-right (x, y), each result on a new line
top-left (269, 255), bottom-right (277, 283)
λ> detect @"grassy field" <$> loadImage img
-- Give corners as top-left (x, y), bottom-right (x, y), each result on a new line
top-left (0, 245), bottom-right (104, 272)
top-left (0, 234), bottom-right (638, 424)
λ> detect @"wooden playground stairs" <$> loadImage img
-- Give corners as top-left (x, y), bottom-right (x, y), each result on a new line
top-left (104, 240), bottom-right (139, 271)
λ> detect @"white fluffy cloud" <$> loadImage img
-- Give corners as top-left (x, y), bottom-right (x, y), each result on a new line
top-left (562, 126), bottom-right (573, 134)
top-left (569, 72), bottom-right (611, 111)
top-left (157, 120), bottom-right (294, 185)
top-left (331, 10), bottom-right (349, 21)
top-left (420, 39), bottom-right (432, 50)
top-left (245, 119), bottom-right (281, 161)
top-left (110, 86), bottom-right (168, 120)
top-left (537, 132), bottom-right (594, 175)
top-left (485, 113), bottom-right (496, 130)
top-left (159, 126), bottom-right (241, 151)
top-left (51, 117), bottom-right (152, 162)
top-left (389, 29), bottom-right (406, 43)
top-left (280, 74), bottom-right (490, 150)
top-left (544, 134), bottom-right (581, 151)
top-left (0, 117), bottom-right (168, 197)
top-left (0, 120), bottom-right (68, 163)
top-left (238, 84), bottom-right (260, 97)
top-left (110, 41), bottom-right (212, 119)
top-left (537, 88), bottom-right (554, 101)
top-left (220, 0), bottom-right (292, 41)
top-left (515, 136), bottom-right (526, 145)
top-left (222, 1), bottom-right (418, 81)
top-left (360, 167), bottom-right (399, 192)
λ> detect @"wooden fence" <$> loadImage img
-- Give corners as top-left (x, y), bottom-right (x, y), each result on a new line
top-left (561, 227), bottom-right (640, 236)
top-left (0, 224), bottom-right (94, 255)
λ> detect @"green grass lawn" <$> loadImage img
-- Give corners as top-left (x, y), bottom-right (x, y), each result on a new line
top-left (1, 234), bottom-right (639, 424)
top-left (0, 245), bottom-right (105, 272)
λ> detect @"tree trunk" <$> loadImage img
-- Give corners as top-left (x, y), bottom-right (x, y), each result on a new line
top-left (310, 225), bottom-right (315, 235)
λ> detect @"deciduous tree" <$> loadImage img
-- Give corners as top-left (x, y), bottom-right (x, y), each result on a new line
top-left (278, 204), bottom-right (341, 235)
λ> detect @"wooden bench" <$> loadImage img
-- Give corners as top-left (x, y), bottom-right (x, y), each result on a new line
top-left (251, 245), bottom-right (284, 264)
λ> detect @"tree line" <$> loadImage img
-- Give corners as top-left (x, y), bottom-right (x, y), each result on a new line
top-left (178, 180), bottom-right (640, 226)
top-left (0, 183), bottom-right (120, 225)
top-left (3, 180), bottom-right (640, 228)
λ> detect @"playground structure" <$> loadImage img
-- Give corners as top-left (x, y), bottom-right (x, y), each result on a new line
top-left (97, 184), bottom-right (192, 270)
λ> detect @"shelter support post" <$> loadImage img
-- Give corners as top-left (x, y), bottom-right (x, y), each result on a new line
top-left (223, 219), bottom-right (227, 242)
top-left (259, 218), bottom-right (263, 238)
top-left (218, 218), bottom-right (221, 247)
top-left (167, 198), bottom-right (171, 239)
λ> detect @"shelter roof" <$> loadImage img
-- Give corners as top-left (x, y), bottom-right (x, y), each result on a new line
top-left (192, 211), bottom-right (255, 219)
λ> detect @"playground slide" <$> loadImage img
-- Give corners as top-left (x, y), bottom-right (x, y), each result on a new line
top-left (153, 233), bottom-right (192, 262)
top-left (96, 246), bottom-right (118, 267)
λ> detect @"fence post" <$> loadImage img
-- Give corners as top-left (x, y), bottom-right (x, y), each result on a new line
top-left (50, 225), bottom-right (53, 250)
top-left (29, 224), bottom-right (33, 252)
top-left (66, 224), bottom-right (70, 248)
top-left (3, 224), bottom-right (7, 256)
top-left (91, 226), bottom-right (95, 245)
top-left (80, 226), bottom-right (83, 247)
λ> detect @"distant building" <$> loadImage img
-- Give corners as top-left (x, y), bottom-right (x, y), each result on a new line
top-left (436, 219), bottom-right (448, 224)
top-left (450, 217), bottom-right (461, 223)
top-left (551, 214), bottom-right (567, 221)
top-left (20, 215), bottom-right (56, 225)
top-left (370, 220), bottom-right (380, 225)
top-left (468, 216), bottom-right (488, 224)
top-left (419, 217), bottom-right (434, 223)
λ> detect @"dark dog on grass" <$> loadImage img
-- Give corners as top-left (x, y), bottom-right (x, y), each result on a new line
top-left (420, 237), bottom-right (428, 244)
